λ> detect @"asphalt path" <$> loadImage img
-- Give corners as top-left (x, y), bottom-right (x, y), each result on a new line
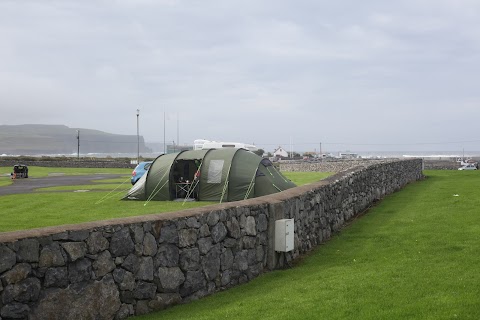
top-left (0, 174), bottom-right (129, 196)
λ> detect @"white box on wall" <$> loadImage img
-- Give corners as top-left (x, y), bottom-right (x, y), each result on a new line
top-left (275, 219), bottom-right (294, 252)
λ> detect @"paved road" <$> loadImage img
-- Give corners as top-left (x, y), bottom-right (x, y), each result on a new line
top-left (0, 174), bottom-right (129, 196)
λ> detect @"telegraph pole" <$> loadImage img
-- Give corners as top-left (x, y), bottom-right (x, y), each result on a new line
top-left (163, 111), bottom-right (166, 154)
top-left (136, 109), bottom-right (140, 164)
top-left (76, 130), bottom-right (80, 159)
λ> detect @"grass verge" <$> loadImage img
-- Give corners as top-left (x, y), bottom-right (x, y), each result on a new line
top-left (132, 170), bottom-right (480, 320)
top-left (0, 170), bottom-right (332, 232)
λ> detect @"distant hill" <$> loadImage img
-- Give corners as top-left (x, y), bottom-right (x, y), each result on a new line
top-left (0, 124), bottom-right (151, 155)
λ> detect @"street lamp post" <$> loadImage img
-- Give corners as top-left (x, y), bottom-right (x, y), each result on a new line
top-left (137, 109), bottom-right (140, 164)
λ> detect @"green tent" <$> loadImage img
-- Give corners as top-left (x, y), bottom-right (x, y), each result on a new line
top-left (123, 149), bottom-right (296, 202)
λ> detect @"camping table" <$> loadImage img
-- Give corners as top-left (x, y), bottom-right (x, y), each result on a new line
top-left (175, 182), bottom-right (192, 198)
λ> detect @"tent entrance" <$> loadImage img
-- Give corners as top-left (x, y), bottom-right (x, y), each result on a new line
top-left (171, 159), bottom-right (200, 199)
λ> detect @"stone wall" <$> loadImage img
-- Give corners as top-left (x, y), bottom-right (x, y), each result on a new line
top-left (279, 158), bottom-right (470, 172)
top-left (279, 159), bottom-right (391, 173)
top-left (0, 159), bottom-right (423, 320)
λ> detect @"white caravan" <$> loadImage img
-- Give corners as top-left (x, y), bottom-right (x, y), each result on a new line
top-left (193, 139), bottom-right (258, 152)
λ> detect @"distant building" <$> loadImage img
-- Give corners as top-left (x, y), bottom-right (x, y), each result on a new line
top-left (273, 146), bottom-right (289, 158)
top-left (338, 151), bottom-right (360, 159)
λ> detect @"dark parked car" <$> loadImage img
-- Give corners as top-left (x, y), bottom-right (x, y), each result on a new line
top-left (131, 161), bottom-right (152, 185)
top-left (12, 164), bottom-right (28, 178)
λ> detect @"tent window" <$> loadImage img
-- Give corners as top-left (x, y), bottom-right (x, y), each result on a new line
top-left (261, 158), bottom-right (273, 167)
top-left (207, 160), bottom-right (224, 183)
top-left (255, 169), bottom-right (265, 177)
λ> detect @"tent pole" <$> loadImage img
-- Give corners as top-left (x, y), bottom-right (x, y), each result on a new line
top-left (219, 163), bottom-right (232, 203)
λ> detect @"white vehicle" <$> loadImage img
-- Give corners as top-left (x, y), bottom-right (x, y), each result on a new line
top-left (193, 139), bottom-right (258, 152)
top-left (458, 163), bottom-right (478, 170)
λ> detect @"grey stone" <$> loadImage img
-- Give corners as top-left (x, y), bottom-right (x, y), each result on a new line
top-left (148, 293), bottom-right (182, 311)
top-left (133, 281), bottom-right (157, 300)
top-left (159, 224), bottom-right (178, 244)
top-left (158, 267), bottom-right (185, 291)
top-left (1, 302), bottom-right (30, 319)
top-left (179, 229), bottom-right (198, 248)
top-left (245, 216), bottom-right (257, 236)
top-left (51, 232), bottom-right (69, 241)
top-left (135, 300), bottom-right (151, 316)
top-left (220, 249), bottom-right (234, 271)
top-left (223, 237), bottom-right (237, 248)
top-left (198, 224), bottom-right (210, 237)
top-left (226, 217), bottom-right (241, 239)
top-left (207, 211), bottom-right (220, 226)
top-left (115, 304), bottom-right (134, 320)
top-left (202, 247), bottom-right (220, 281)
top-left (17, 239), bottom-right (39, 263)
top-left (110, 227), bottom-right (135, 257)
top-left (93, 250), bottom-right (116, 278)
top-left (136, 257), bottom-right (154, 281)
top-left (234, 251), bottom-right (249, 271)
top-left (246, 263), bottom-right (262, 280)
top-left (61, 242), bottom-right (87, 262)
top-left (180, 270), bottom-right (205, 297)
top-left (122, 254), bottom-right (140, 273)
top-left (247, 249), bottom-right (257, 265)
top-left (221, 270), bottom-right (231, 287)
top-left (2, 278), bottom-right (41, 303)
top-left (134, 243), bottom-right (144, 257)
top-left (113, 268), bottom-right (135, 291)
top-left (154, 244), bottom-right (179, 268)
top-left (68, 258), bottom-right (92, 283)
top-left (242, 236), bottom-right (256, 249)
top-left (186, 217), bottom-right (200, 228)
top-left (132, 225), bottom-right (144, 244)
top-left (68, 230), bottom-right (90, 241)
top-left (0, 246), bottom-right (16, 273)
top-left (256, 245), bottom-right (265, 263)
top-left (211, 222), bottom-right (227, 243)
top-left (0, 263), bottom-right (31, 285)
top-left (86, 231), bottom-right (109, 254)
top-left (239, 213), bottom-right (247, 229)
top-left (180, 248), bottom-right (200, 271)
top-left (219, 209), bottom-right (228, 222)
top-left (30, 276), bottom-right (121, 320)
top-left (38, 243), bottom-right (65, 268)
top-left (257, 214), bottom-right (268, 232)
top-left (119, 290), bottom-right (135, 304)
top-left (143, 233), bottom-right (157, 256)
top-left (44, 267), bottom-right (68, 288)
top-left (197, 237), bottom-right (213, 255)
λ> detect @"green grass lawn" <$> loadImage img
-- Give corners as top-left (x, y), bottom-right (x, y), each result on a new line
top-left (0, 169), bottom-right (331, 232)
top-left (132, 170), bottom-right (480, 320)
top-left (282, 171), bottom-right (332, 186)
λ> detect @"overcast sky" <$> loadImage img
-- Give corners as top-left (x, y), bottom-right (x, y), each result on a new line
top-left (1, 0), bottom-right (480, 154)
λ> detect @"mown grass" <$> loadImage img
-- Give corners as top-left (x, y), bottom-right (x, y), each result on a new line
top-left (132, 170), bottom-right (480, 320)
top-left (0, 170), bottom-right (331, 232)
top-left (0, 192), bottom-right (215, 232)
top-left (282, 171), bottom-right (332, 185)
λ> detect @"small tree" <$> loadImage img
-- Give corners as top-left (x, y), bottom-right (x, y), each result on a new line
top-left (253, 149), bottom-right (265, 156)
